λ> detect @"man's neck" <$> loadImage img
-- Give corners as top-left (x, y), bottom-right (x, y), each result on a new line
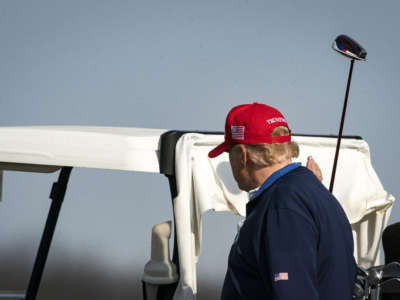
top-left (248, 159), bottom-right (292, 190)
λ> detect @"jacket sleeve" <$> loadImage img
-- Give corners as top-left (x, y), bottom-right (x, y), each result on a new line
top-left (261, 208), bottom-right (319, 300)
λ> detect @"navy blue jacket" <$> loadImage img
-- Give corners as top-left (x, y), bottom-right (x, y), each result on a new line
top-left (221, 166), bottom-right (356, 300)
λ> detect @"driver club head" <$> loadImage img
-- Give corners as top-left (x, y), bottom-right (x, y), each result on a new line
top-left (332, 35), bottom-right (367, 61)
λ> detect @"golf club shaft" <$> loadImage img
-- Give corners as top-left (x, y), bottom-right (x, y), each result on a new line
top-left (329, 59), bottom-right (355, 193)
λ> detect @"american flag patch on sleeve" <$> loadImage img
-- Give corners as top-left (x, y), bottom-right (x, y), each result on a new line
top-left (274, 272), bottom-right (289, 282)
top-left (231, 126), bottom-right (245, 140)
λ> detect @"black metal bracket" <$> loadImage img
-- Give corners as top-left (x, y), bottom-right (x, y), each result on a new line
top-left (25, 167), bottom-right (72, 300)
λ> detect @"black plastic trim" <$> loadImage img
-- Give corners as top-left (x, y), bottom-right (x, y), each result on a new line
top-left (159, 130), bottom-right (223, 176)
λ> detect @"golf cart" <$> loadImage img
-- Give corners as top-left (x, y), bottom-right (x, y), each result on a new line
top-left (0, 126), bottom-right (396, 300)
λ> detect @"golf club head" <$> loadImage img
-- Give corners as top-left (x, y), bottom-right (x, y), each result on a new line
top-left (332, 35), bottom-right (367, 61)
top-left (381, 278), bottom-right (400, 294)
top-left (368, 267), bottom-right (383, 287)
top-left (383, 262), bottom-right (400, 279)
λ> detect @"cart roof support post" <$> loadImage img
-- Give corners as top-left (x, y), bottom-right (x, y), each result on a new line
top-left (25, 167), bottom-right (73, 300)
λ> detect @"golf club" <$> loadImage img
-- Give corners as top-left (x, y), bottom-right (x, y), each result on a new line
top-left (329, 35), bottom-right (367, 193)
top-left (354, 266), bottom-right (369, 299)
top-left (369, 269), bottom-right (383, 300)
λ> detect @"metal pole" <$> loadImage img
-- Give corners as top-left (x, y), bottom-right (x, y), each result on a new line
top-left (329, 60), bottom-right (354, 193)
top-left (25, 167), bottom-right (72, 300)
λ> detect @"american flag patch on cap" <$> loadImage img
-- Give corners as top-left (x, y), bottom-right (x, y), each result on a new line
top-left (231, 126), bottom-right (245, 140)
top-left (274, 272), bottom-right (289, 282)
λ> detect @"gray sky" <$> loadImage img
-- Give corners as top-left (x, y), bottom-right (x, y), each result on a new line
top-left (1, 1), bottom-right (399, 299)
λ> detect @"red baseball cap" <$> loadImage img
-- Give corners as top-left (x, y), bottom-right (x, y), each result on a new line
top-left (208, 102), bottom-right (291, 158)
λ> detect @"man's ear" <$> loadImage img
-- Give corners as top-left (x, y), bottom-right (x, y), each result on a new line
top-left (238, 144), bottom-right (248, 168)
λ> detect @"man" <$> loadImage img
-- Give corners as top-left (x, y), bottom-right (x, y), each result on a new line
top-left (208, 103), bottom-right (355, 300)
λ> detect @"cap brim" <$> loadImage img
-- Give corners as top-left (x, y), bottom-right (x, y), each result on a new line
top-left (208, 141), bottom-right (231, 158)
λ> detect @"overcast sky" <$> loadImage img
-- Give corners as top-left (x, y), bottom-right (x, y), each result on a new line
top-left (1, 1), bottom-right (399, 299)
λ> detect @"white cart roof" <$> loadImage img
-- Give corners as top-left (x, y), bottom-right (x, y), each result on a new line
top-left (0, 126), bottom-right (167, 173)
